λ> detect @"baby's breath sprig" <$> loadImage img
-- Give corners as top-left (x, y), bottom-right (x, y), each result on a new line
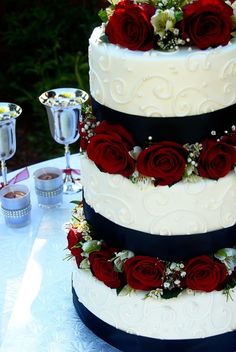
top-left (81, 103), bottom-right (94, 121)
top-left (80, 119), bottom-right (98, 138)
top-left (156, 0), bottom-right (189, 10)
top-left (80, 104), bottom-right (99, 151)
top-left (183, 142), bottom-right (203, 180)
top-left (130, 171), bottom-right (155, 188)
top-left (156, 30), bottom-right (185, 51)
top-left (163, 261), bottom-right (186, 291)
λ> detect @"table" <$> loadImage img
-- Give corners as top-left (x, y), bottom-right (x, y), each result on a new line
top-left (0, 154), bottom-right (119, 352)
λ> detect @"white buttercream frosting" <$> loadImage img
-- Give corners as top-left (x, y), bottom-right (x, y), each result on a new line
top-left (78, 25), bottom-right (236, 345)
top-left (89, 27), bottom-right (236, 117)
top-left (72, 266), bottom-right (236, 340)
top-left (81, 155), bottom-right (236, 236)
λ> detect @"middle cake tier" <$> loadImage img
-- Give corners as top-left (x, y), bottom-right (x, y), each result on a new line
top-left (81, 155), bottom-right (236, 261)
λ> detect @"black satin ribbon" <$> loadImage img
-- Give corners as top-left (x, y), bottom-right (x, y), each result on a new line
top-left (91, 97), bottom-right (236, 145)
top-left (84, 200), bottom-right (236, 262)
top-left (72, 286), bottom-right (236, 352)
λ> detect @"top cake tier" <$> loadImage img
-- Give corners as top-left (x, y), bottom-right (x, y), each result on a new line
top-left (89, 26), bottom-right (236, 118)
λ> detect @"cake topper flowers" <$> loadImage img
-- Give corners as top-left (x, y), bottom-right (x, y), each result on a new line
top-left (99, 0), bottom-right (236, 50)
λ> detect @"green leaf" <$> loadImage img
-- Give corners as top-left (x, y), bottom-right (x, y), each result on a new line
top-left (223, 280), bottom-right (236, 301)
top-left (231, 31), bottom-right (236, 38)
top-left (82, 240), bottom-right (101, 254)
top-left (117, 285), bottom-right (133, 296)
top-left (215, 248), bottom-right (228, 259)
top-left (98, 8), bottom-right (108, 23)
top-left (175, 11), bottom-right (183, 23)
top-left (63, 253), bottom-right (73, 261)
top-left (162, 288), bottom-right (182, 299)
top-left (70, 200), bottom-right (81, 205)
top-left (72, 243), bottom-right (82, 249)
top-left (232, 15), bottom-right (236, 30)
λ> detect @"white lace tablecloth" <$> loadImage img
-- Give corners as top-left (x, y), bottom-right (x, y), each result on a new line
top-left (0, 155), bottom-right (119, 352)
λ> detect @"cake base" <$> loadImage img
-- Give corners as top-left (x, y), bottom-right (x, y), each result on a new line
top-left (72, 286), bottom-right (236, 352)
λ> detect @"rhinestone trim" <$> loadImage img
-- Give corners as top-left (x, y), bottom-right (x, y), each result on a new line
top-left (35, 184), bottom-right (63, 198)
top-left (1, 203), bottom-right (31, 218)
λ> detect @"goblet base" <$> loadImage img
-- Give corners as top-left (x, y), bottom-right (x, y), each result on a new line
top-left (63, 174), bottom-right (82, 194)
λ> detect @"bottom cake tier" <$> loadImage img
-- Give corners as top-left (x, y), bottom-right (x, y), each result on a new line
top-left (66, 202), bottom-right (236, 351)
top-left (72, 268), bottom-right (236, 352)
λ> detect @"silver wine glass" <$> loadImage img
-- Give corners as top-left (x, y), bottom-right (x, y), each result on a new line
top-left (0, 103), bottom-right (22, 186)
top-left (39, 88), bottom-right (89, 194)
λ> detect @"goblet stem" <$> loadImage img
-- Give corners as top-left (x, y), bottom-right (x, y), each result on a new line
top-left (1, 159), bottom-right (8, 186)
top-left (63, 144), bottom-right (80, 194)
top-left (65, 144), bottom-right (71, 169)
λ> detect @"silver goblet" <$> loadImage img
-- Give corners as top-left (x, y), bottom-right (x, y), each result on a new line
top-left (39, 88), bottom-right (89, 194)
top-left (0, 103), bottom-right (22, 186)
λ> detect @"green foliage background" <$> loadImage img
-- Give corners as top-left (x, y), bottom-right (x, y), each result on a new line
top-left (0, 0), bottom-right (100, 170)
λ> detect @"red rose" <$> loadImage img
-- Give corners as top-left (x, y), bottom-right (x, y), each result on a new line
top-left (79, 136), bottom-right (88, 151)
top-left (181, 0), bottom-right (233, 49)
top-left (87, 122), bottom-right (136, 178)
top-left (75, 250), bottom-right (83, 268)
top-left (79, 118), bottom-right (96, 151)
top-left (124, 255), bottom-right (165, 290)
top-left (105, 0), bottom-right (155, 51)
top-left (89, 250), bottom-right (121, 288)
top-left (67, 228), bottom-right (83, 256)
top-left (137, 141), bottom-right (187, 186)
top-left (198, 139), bottom-right (236, 179)
top-left (95, 121), bottom-right (135, 148)
top-left (185, 255), bottom-right (228, 292)
top-left (221, 131), bottom-right (236, 146)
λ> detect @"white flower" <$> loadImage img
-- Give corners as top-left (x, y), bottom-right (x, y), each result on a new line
top-left (151, 9), bottom-right (176, 38)
top-left (79, 258), bottom-right (90, 269)
top-left (164, 281), bottom-right (170, 288)
top-left (114, 250), bottom-right (135, 272)
top-left (228, 0), bottom-right (236, 13)
top-left (170, 262), bottom-right (177, 270)
top-left (215, 247), bottom-right (236, 272)
top-left (107, 0), bottom-right (121, 4)
top-left (174, 279), bottom-right (181, 286)
top-left (129, 146), bottom-right (142, 160)
top-left (117, 250), bottom-right (135, 261)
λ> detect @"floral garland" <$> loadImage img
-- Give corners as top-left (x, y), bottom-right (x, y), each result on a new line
top-left (98, 0), bottom-right (236, 51)
top-left (79, 113), bottom-right (236, 187)
top-left (65, 203), bottom-right (236, 299)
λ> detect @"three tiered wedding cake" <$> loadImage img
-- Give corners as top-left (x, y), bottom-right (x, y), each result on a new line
top-left (66, 1), bottom-right (236, 351)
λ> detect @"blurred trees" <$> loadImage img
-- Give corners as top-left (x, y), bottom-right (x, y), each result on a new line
top-left (0, 0), bottom-right (100, 169)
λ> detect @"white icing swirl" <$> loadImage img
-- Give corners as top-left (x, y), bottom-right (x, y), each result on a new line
top-left (81, 156), bottom-right (236, 236)
top-left (73, 267), bottom-right (236, 339)
top-left (89, 28), bottom-right (236, 116)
